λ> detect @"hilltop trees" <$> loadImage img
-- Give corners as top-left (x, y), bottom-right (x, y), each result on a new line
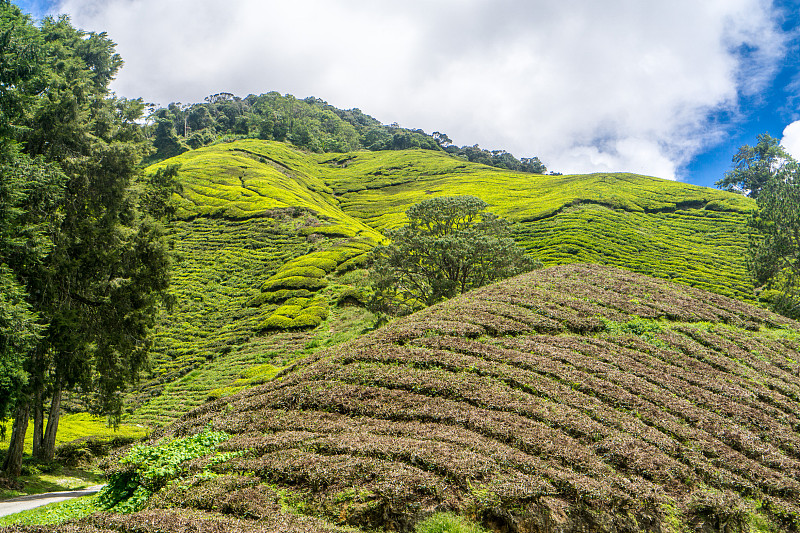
top-left (716, 133), bottom-right (792, 198)
top-left (748, 156), bottom-right (800, 317)
top-left (368, 196), bottom-right (540, 315)
top-left (143, 94), bottom-right (549, 174)
top-left (0, 3), bottom-right (173, 475)
top-left (720, 133), bottom-right (800, 318)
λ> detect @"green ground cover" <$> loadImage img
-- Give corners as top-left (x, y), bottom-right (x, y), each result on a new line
top-left (0, 414), bottom-right (146, 458)
top-left (123, 139), bottom-right (758, 427)
top-left (0, 494), bottom-right (100, 527)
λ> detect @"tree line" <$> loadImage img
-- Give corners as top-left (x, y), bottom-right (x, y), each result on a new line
top-left (146, 93), bottom-right (548, 174)
top-left (0, 2), bottom-right (174, 476)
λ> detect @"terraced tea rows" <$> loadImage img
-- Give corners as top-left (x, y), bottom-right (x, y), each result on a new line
top-left (517, 203), bottom-right (751, 299)
top-left (149, 139), bottom-right (756, 305)
top-left (127, 215), bottom-right (311, 423)
top-left (131, 139), bottom-right (758, 425)
top-left (132, 264), bottom-right (799, 533)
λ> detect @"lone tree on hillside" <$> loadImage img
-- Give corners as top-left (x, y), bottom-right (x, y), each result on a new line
top-left (716, 133), bottom-right (793, 198)
top-left (368, 195), bottom-right (541, 315)
top-left (748, 153), bottom-right (800, 318)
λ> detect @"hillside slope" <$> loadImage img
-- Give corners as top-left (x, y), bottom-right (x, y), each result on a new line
top-left (129, 139), bottom-right (757, 425)
top-left (32, 264), bottom-right (800, 533)
top-left (151, 139), bottom-right (754, 299)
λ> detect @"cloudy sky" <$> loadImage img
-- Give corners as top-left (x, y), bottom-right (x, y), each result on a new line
top-left (12, 0), bottom-right (800, 187)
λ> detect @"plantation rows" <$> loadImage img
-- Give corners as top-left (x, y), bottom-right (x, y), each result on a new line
top-left (145, 140), bottom-right (757, 312)
top-left (516, 203), bottom-right (752, 301)
top-left (133, 265), bottom-right (800, 532)
top-left (2, 508), bottom-right (354, 533)
top-left (127, 216), bottom-right (311, 423)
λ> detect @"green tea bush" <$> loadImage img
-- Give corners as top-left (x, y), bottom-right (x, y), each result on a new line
top-left (258, 297), bottom-right (329, 330)
top-left (272, 266), bottom-right (327, 279)
top-left (261, 275), bottom-right (328, 292)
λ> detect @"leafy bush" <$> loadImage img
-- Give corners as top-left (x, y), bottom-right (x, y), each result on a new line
top-left (56, 435), bottom-right (141, 466)
top-left (369, 196), bottom-right (541, 315)
top-left (258, 297), bottom-right (329, 330)
top-left (99, 428), bottom-right (232, 513)
top-left (687, 489), bottom-right (752, 533)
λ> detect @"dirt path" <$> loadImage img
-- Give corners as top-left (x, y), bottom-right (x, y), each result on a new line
top-left (0, 485), bottom-right (104, 518)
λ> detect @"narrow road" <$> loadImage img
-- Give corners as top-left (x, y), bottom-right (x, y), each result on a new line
top-left (0, 485), bottom-right (104, 518)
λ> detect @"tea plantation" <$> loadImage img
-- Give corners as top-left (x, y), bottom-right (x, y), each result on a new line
top-left (12, 264), bottom-right (800, 533)
top-left (126, 139), bottom-right (757, 426)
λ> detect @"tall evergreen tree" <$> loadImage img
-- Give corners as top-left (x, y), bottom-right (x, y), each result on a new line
top-left (0, 2), bottom-right (173, 474)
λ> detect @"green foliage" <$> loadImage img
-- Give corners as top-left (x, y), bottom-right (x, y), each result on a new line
top-left (603, 317), bottom-right (664, 336)
top-left (99, 427), bottom-right (231, 513)
top-left (207, 363), bottom-right (281, 400)
top-left (144, 92), bottom-right (548, 173)
top-left (444, 144), bottom-right (547, 174)
top-left (369, 196), bottom-right (541, 314)
top-left (0, 2), bottom-right (173, 473)
top-left (0, 493), bottom-right (100, 527)
top-left (748, 157), bottom-right (800, 318)
top-left (140, 163), bottom-right (183, 221)
top-left (258, 297), bottom-right (329, 331)
top-left (687, 488), bottom-right (753, 533)
top-left (415, 513), bottom-right (487, 533)
top-left (517, 202), bottom-right (754, 302)
top-left (716, 133), bottom-right (792, 198)
top-left (0, 265), bottom-right (38, 424)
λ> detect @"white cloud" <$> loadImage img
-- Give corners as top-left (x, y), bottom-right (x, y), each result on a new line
top-left (782, 120), bottom-right (800, 160)
top-left (54, 0), bottom-right (786, 180)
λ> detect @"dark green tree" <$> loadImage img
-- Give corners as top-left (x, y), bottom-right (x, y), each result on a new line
top-left (0, 148), bottom-right (63, 448)
top-left (0, 3), bottom-right (173, 473)
top-left (716, 133), bottom-right (791, 198)
top-left (748, 156), bottom-right (800, 317)
top-left (368, 196), bottom-right (541, 315)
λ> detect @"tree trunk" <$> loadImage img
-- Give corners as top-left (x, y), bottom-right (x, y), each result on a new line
top-left (40, 377), bottom-right (62, 462)
top-left (32, 386), bottom-right (44, 460)
top-left (3, 402), bottom-right (30, 477)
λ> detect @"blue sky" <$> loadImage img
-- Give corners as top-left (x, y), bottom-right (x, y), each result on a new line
top-left (684, 0), bottom-right (800, 186)
top-left (11, 0), bottom-right (800, 189)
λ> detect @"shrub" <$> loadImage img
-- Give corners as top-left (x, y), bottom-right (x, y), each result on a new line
top-left (416, 513), bottom-right (487, 533)
top-left (55, 435), bottom-right (141, 467)
top-left (261, 275), bottom-right (328, 292)
top-left (687, 489), bottom-right (752, 533)
top-left (258, 297), bottom-right (329, 331)
top-left (99, 428), bottom-right (232, 514)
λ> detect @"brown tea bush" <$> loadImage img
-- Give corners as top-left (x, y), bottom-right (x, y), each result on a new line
top-left (25, 264), bottom-right (800, 533)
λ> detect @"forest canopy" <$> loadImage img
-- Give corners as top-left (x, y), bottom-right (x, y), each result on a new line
top-left (146, 92), bottom-right (548, 174)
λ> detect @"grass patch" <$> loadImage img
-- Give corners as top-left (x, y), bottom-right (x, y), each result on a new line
top-left (0, 493), bottom-right (100, 527)
top-left (416, 513), bottom-right (487, 533)
top-left (0, 413), bottom-right (147, 457)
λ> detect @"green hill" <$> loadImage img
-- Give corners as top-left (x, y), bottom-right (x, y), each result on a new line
top-left (21, 264), bottom-right (800, 533)
top-left (126, 139), bottom-right (756, 425)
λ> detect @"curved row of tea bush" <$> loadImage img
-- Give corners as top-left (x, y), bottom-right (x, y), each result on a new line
top-left (132, 139), bottom-right (759, 426)
top-left (113, 264), bottom-right (800, 533)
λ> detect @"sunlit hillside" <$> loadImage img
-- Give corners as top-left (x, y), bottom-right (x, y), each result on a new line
top-left (130, 139), bottom-right (756, 425)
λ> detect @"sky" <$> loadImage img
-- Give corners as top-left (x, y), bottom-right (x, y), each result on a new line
top-left (11, 0), bottom-right (800, 188)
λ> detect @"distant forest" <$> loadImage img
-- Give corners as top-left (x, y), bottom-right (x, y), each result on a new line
top-left (148, 92), bottom-right (549, 174)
